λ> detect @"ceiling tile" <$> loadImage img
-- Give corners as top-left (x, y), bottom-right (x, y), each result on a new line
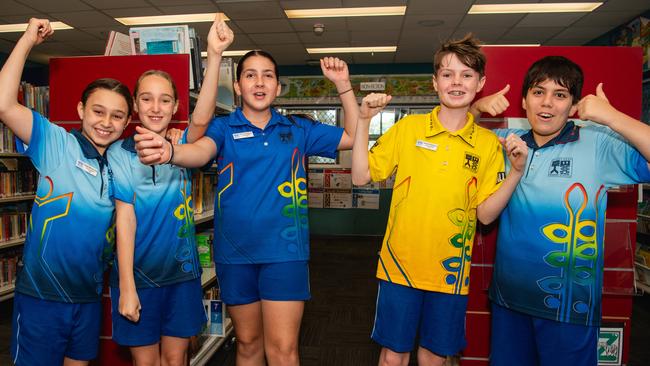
top-left (298, 31), bottom-right (349, 44)
top-left (289, 18), bottom-right (348, 32)
top-left (48, 29), bottom-right (102, 41)
top-left (451, 27), bottom-right (509, 43)
top-left (280, 0), bottom-right (343, 10)
top-left (460, 14), bottom-right (527, 28)
top-left (595, 0), bottom-right (650, 12)
top-left (159, 5), bottom-right (220, 14)
top-left (0, 1), bottom-right (38, 16)
top-left (50, 10), bottom-right (123, 28)
top-left (552, 26), bottom-right (612, 40)
top-left (402, 14), bottom-right (464, 31)
top-left (0, 13), bottom-right (48, 24)
top-left (102, 8), bottom-right (164, 18)
top-left (19, 0), bottom-right (91, 13)
top-left (261, 43), bottom-right (308, 64)
top-left (572, 10), bottom-right (644, 28)
top-left (350, 31), bottom-right (399, 44)
top-left (219, 2), bottom-right (285, 20)
top-left (71, 39), bottom-right (108, 54)
top-left (248, 32), bottom-right (301, 45)
top-left (346, 16), bottom-right (403, 32)
top-left (79, 25), bottom-right (130, 40)
top-left (234, 19), bottom-right (293, 33)
top-left (399, 28), bottom-right (454, 47)
top-left (342, 0), bottom-right (406, 6)
top-left (544, 38), bottom-right (589, 46)
top-left (500, 27), bottom-right (564, 41)
top-left (81, 0), bottom-right (152, 9)
top-left (517, 13), bottom-right (587, 27)
top-left (145, 0), bottom-right (214, 5)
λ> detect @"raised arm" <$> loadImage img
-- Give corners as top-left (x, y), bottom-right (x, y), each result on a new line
top-left (134, 125), bottom-right (216, 168)
top-left (115, 200), bottom-right (140, 323)
top-left (0, 18), bottom-right (53, 144)
top-left (320, 57), bottom-right (359, 150)
top-left (476, 133), bottom-right (527, 225)
top-left (578, 83), bottom-right (650, 167)
top-left (187, 14), bottom-right (234, 143)
top-left (351, 93), bottom-right (392, 186)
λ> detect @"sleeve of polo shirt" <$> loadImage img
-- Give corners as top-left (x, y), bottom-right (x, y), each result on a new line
top-left (203, 116), bottom-right (227, 151)
top-left (595, 126), bottom-right (650, 184)
top-left (108, 146), bottom-right (135, 204)
top-left (475, 134), bottom-right (506, 205)
top-left (17, 110), bottom-right (67, 175)
top-left (368, 120), bottom-right (401, 182)
top-left (303, 120), bottom-right (344, 158)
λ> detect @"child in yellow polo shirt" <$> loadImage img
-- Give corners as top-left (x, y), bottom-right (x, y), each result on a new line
top-left (351, 34), bottom-right (528, 366)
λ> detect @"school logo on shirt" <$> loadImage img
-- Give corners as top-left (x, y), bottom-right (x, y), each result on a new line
top-left (279, 131), bottom-right (293, 144)
top-left (548, 158), bottom-right (573, 177)
top-left (463, 152), bottom-right (480, 173)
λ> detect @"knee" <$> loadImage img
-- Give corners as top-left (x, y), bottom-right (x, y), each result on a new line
top-left (160, 348), bottom-right (186, 366)
top-left (264, 340), bottom-right (299, 365)
top-left (380, 349), bottom-right (409, 366)
top-left (237, 334), bottom-right (264, 357)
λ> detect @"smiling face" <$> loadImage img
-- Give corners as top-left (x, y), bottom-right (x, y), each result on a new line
top-left (77, 88), bottom-right (131, 154)
top-left (234, 55), bottom-right (282, 115)
top-left (523, 78), bottom-right (578, 147)
top-left (432, 53), bottom-right (486, 110)
top-left (134, 73), bottom-right (178, 136)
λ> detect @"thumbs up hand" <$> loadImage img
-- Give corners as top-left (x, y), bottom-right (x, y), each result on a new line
top-left (471, 84), bottom-right (511, 117)
top-left (577, 83), bottom-right (619, 126)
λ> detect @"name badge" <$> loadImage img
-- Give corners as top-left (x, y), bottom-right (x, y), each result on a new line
top-left (233, 131), bottom-right (254, 140)
top-left (76, 160), bottom-right (98, 176)
top-left (416, 140), bottom-right (438, 151)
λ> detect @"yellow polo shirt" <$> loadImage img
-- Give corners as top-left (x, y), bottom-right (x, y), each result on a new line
top-left (369, 106), bottom-right (505, 295)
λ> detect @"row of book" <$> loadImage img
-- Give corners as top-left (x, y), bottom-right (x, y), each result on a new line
top-left (192, 170), bottom-right (217, 215)
top-left (105, 25), bottom-right (204, 90)
top-left (0, 159), bottom-right (38, 197)
top-left (0, 126), bottom-right (18, 153)
top-left (18, 82), bottom-right (49, 117)
top-left (0, 212), bottom-right (28, 243)
top-left (0, 248), bottom-right (21, 288)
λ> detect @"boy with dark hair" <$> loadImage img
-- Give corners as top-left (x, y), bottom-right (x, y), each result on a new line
top-left (473, 55), bottom-right (650, 365)
top-left (351, 34), bottom-right (528, 366)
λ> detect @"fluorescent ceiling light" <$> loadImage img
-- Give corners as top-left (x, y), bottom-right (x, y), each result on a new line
top-left (482, 44), bottom-right (541, 47)
top-left (468, 3), bottom-right (603, 14)
top-left (307, 46), bottom-right (397, 54)
top-left (201, 50), bottom-right (251, 57)
top-left (116, 13), bottom-right (229, 26)
top-left (285, 6), bottom-right (406, 18)
top-left (0, 21), bottom-right (72, 33)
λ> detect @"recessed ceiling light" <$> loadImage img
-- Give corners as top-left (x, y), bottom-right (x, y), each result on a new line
top-left (116, 13), bottom-right (229, 26)
top-left (0, 21), bottom-right (73, 33)
top-left (201, 50), bottom-right (251, 57)
top-left (306, 46), bottom-right (397, 54)
top-left (468, 3), bottom-right (603, 14)
top-left (285, 6), bottom-right (406, 18)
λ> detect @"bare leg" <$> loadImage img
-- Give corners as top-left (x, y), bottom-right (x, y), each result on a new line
top-left (160, 336), bottom-right (190, 366)
top-left (377, 347), bottom-right (410, 366)
top-left (261, 300), bottom-right (303, 366)
top-left (229, 301), bottom-right (265, 366)
top-left (417, 347), bottom-right (446, 366)
top-left (130, 343), bottom-right (161, 366)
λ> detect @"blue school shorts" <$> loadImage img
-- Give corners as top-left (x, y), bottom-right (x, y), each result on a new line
top-left (110, 278), bottom-right (206, 346)
top-left (371, 280), bottom-right (468, 355)
top-left (490, 303), bottom-right (598, 366)
top-left (11, 292), bottom-right (101, 365)
top-left (215, 261), bottom-right (310, 305)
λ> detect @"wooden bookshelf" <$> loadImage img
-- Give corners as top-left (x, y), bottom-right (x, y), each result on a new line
top-left (0, 284), bottom-right (15, 302)
top-left (0, 237), bottom-right (25, 250)
top-left (195, 210), bottom-right (214, 225)
top-left (0, 195), bottom-right (35, 204)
